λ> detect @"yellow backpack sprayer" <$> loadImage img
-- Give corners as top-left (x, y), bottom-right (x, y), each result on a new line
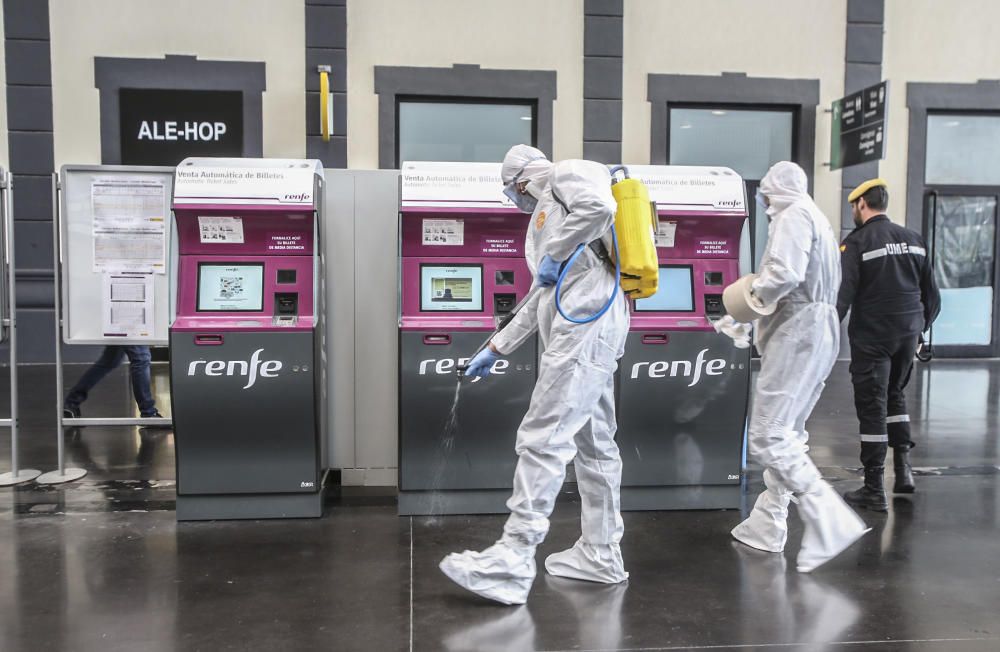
top-left (553, 165), bottom-right (659, 324)
top-left (609, 166), bottom-right (659, 300)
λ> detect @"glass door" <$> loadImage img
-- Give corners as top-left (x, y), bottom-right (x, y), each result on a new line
top-left (921, 112), bottom-right (1000, 357)
top-left (924, 192), bottom-right (999, 357)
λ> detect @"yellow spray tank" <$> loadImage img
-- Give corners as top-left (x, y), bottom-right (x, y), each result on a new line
top-left (609, 166), bottom-right (659, 299)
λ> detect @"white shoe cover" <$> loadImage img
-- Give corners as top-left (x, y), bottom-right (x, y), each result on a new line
top-left (544, 539), bottom-right (628, 584)
top-left (439, 541), bottom-right (537, 605)
top-left (795, 481), bottom-right (870, 573)
top-left (732, 487), bottom-right (791, 553)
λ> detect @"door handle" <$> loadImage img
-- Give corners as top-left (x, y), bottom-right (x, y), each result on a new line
top-left (194, 334), bottom-right (224, 346)
top-left (423, 334), bottom-right (451, 345)
top-left (641, 334), bottom-right (669, 345)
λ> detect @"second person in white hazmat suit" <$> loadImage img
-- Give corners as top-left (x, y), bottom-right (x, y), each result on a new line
top-left (720, 161), bottom-right (869, 573)
top-left (439, 145), bottom-right (631, 605)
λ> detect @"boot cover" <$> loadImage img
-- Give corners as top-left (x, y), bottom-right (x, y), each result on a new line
top-left (893, 447), bottom-right (915, 494)
top-left (544, 539), bottom-right (628, 584)
top-left (732, 486), bottom-right (791, 553)
top-left (439, 539), bottom-right (537, 605)
top-left (796, 481), bottom-right (870, 573)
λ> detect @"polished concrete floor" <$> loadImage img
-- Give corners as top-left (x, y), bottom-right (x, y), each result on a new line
top-left (1, 361), bottom-right (999, 651)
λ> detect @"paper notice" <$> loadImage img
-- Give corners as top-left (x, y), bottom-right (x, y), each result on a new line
top-left (199, 216), bottom-right (245, 244)
top-left (102, 273), bottom-right (155, 338)
top-left (655, 222), bottom-right (677, 248)
top-left (92, 178), bottom-right (167, 273)
top-left (422, 219), bottom-right (464, 246)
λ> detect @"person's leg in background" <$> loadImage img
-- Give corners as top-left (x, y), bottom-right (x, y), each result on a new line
top-left (123, 346), bottom-right (160, 418)
top-left (64, 346), bottom-right (126, 417)
top-left (887, 335), bottom-right (919, 493)
top-left (844, 339), bottom-right (891, 511)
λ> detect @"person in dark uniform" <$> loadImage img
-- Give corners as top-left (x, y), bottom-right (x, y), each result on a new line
top-left (837, 179), bottom-right (941, 511)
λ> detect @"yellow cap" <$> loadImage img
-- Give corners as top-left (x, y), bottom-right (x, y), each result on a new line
top-left (848, 178), bottom-right (888, 203)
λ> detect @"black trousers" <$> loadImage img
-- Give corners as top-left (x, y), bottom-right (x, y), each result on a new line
top-left (849, 335), bottom-right (918, 466)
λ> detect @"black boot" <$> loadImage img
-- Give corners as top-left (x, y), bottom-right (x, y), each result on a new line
top-left (844, 466), bottom-right (888, 512)
top-left (893, 446), bottom-right (915, 494)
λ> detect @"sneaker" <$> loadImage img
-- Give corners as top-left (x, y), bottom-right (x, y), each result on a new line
top-left (63, 405), bottom-right (81, 419)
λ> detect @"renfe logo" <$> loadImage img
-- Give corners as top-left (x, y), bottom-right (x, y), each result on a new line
top-left (419, 357), bottom-right (511, 383)
top-left (629, 348), bottom-right (727, 387)
top-left (187, 348), bottom-right (282, 389)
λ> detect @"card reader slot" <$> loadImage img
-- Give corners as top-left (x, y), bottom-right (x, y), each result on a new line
top-left (194, 334), bottom-right (224, 346)
top-left (641, 334), bottom-right (669, 345)
top-left (423, 334), bottom-right (452, 345)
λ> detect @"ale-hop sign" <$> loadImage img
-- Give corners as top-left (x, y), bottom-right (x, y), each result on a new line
top-left (119, 88), bottom-right (244, 166)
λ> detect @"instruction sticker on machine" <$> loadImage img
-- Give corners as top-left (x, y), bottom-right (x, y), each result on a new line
top-left (198, 216), bottom-right (244, 244)
top-left (101, 272), bottom-right (155, 338)
top-left (91, 177), bottom-right (167, 273)
top-left (422, 219), bottom-right (464, 246)
top-left (655, 222), bottom-right (677, 248)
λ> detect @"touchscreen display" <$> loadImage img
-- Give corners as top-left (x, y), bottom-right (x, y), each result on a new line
top-left (634, 266), bottom-right (695, 312)
top-left (197, 263), bottom-right (265, 312)
top-left (420, 264), bottom-right (484, 312)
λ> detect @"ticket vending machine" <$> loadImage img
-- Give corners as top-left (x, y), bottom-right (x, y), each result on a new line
top-left (169, 158), bottom-right (327, 520)
top-left (398, 162), bottom-right (536, 516)
top-left (617, 165), bottom-right (751, 510)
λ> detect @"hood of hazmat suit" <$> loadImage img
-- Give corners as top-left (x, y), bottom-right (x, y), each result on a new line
top-left (441, 145), bottom-right (631, 605)
top-left (734, 161), bottom-right (867, 572)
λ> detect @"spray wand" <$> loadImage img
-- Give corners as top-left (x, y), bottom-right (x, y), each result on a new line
top-left (456, 286), bottom-right (541, 378)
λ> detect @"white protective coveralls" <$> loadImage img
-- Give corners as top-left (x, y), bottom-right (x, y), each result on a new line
top-left (729, 161), bottom-right (869, 573)
top-left (439, 145), bottom-right (630, 604)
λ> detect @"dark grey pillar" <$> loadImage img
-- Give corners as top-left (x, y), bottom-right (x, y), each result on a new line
top-left (583, 0), bottom-right (622, 163)
top-left (841, 0), bottom-right (885, 236)
top-left (3, 0), bottom-right (60, 362)
top-left (305, 0), bottom-right (347, 167)
top-left (839, 0), bottom-right (885, 359)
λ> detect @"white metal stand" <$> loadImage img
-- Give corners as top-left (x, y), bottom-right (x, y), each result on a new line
top-left (0, 171), bottom-right (41, 486)
top-left (37, 173), bottom-right (88, 485)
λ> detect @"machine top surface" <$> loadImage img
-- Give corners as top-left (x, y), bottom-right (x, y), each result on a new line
top-left (173, 157), bottom-right (324, 208)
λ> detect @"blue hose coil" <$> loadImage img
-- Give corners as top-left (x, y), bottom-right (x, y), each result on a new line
top-left (554, 226), bottom-right (621, 324)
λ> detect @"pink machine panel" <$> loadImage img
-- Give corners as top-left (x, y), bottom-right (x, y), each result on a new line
top-left (629, 212), bottom-right (746, 332)
top-left (172, 208), bottom-right (315, 332)
top-left (400, 209), bottom-right (532, 332)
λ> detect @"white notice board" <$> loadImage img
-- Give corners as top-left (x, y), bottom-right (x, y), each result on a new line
top-left (59, 165), bottom-right (175, 345)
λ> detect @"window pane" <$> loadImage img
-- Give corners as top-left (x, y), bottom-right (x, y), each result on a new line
top-left (926, 114), bottom-right (1000, 185)
top-left (669, 108), bottom-right (793, 181)
top-left (932, 195), bottom-right (997, 346)
top-left (399, 102), bottom-right (533, 164)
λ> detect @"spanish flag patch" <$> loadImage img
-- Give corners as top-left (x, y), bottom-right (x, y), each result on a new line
top-left (840, 245), bottom-right (847, 252)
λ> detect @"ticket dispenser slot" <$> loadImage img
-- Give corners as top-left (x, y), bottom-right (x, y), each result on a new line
top-left (494, 293), bottom-right (516, 314)
top-left (275, 292), bottom-right (298, 315)
top-left (705, 294), bottom-right (725, 318)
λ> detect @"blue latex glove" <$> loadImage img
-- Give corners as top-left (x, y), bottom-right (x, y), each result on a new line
top-left (464, 348), bottom-right (501, 378)
top-left (536, 254), bottom-right (563, 287)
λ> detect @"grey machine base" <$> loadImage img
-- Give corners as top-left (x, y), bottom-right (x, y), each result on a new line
top-left (398, 484), bottom-right (741, 516)
top-left (399, 489), bottom-right (511, 516)
top-left (177, 488), bottom-right (326, 521)
top-left (621, 484), bottom-right (742, 511)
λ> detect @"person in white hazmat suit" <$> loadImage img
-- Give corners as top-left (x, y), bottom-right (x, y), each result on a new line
top-left (439, 145), bottom-right (630, 605)
top-left (717, 161), bottom-right (870, 573)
